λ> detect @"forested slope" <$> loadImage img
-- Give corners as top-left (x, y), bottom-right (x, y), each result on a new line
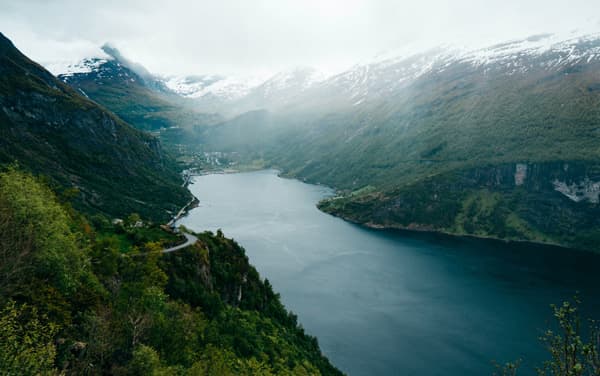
top-left (0, 168), bottom-right (341, 375)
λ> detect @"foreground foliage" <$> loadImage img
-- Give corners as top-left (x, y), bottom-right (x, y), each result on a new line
top-left (0, 301), bottom-right (59, 375)
top-left (0, 169), bottom-right (341, 375)
top-left (494, 298), bottom-right (600, 376)
top-left (537, 299), bottom-right (600, 375)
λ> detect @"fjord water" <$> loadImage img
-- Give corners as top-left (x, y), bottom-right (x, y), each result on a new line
top-left (179, 170), bottom-right (600, 375)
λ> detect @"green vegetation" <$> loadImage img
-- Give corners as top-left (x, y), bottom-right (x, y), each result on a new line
top-left (0, 301), bottom-right (59, 375)
top-left (538, 299), bottom-right (600, 375)
top-left (201, 54), bottom-right (600, 251)
top-left (494, 298), bottom-right (600, 376)
top-left (0, 168), bottom-right (341, 375)
top-left (317, 164), bottom-right (600, 251)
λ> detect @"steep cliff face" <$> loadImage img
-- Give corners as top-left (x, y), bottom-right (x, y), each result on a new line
top-left (320, 161), bottom-right (600, 251)
top-left (156, 231), bottom-right (343, 376)
top-left (0, 32), bottom-right (190, 220)
top-left (461, 162), bottom-right (600, 193)
top-left (160, 231), bottom-right (303, 317)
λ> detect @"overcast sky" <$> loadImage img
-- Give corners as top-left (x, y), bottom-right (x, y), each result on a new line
top-left (1, 0), bottom-right (600, 76)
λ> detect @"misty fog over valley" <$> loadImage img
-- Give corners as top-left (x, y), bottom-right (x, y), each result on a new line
top-left (2, 1), bottom-right (600, 375)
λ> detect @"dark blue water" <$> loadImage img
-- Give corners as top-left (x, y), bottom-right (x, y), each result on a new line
top-left (179, 170), bottom-right (600, 376)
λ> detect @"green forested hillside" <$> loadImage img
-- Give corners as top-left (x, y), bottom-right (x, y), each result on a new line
top-left (0, 168), bottom-right (341, 375)
top-left (201, 39), bottom-right (600, 251)
top-left (0, 32), bottom-right (190, 221)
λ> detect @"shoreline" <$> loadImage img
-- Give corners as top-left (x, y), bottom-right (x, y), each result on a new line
top-left (185, 165), bottom-right (267, 178)
top-left (170, 166), bottom-right (264, 226)
top-left (169, 167), bottom-right (249, 226)
top-left (180, 168), bottom-right (595, 255)
top-left (325, 210), bottom-right (596, 255)
top-left (167, 196), bottom-right (199, 227)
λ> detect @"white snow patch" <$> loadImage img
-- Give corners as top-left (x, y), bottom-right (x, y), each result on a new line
top-left (45, 48), bottom-right (113, 77)
top-left (164, 74), bottom-right (267, 100)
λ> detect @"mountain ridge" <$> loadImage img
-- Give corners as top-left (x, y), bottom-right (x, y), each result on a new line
top-left (0, 32), bottom-right (190, 221)
top-left (47, 31), bottom-right (600, 118)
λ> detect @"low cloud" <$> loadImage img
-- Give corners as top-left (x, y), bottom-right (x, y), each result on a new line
top-left (1, 0), bottom-right (599, 76)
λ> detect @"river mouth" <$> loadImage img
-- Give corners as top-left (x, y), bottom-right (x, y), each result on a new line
top-left (178, 169), bottom-right (600, 376)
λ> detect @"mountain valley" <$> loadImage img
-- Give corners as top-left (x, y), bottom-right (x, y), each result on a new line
top-left (3, 15), bottom-right (600, 374)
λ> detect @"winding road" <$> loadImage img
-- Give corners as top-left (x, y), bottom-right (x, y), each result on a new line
top-left (161, 232), bottom-right (198, 253)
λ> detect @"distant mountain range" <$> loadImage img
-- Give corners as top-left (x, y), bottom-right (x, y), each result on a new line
top-left (56, 54), bottom-right (327, 117)
top-left (52, 32), bottom-right (600, 119)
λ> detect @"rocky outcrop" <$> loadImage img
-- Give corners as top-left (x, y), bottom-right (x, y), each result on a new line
top-left (514, 163), bottom-right (528, 186)
top-left (553, 178), bottom-right (600, 203)
top-left (457, 161), bottom-right (600, 193)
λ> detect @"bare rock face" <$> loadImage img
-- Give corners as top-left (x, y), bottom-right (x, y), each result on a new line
top-left (515, 164), bottom-right (528, 186)
top-left (197, 248), bottom-right (213, 292)
top-left (554, 178), bottom-right (600, 203)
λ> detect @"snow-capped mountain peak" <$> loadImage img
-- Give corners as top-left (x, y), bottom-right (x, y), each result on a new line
top-left (163, 74), bottom-right (266, 101)
top-left (44, 31), bottom-right (600, 117)
top-left (255, 66), bottom-right (325, 98)
top-left (57, 57), bottom-right (113, 78)
top-left (163, 66), bottom-right (326, 107)
top-left (293, 31), bottom-right (600, 110)
top-left (454, 32), bottom-right (600, 71)
top-left (44, 44), bottom-right (113, 78)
